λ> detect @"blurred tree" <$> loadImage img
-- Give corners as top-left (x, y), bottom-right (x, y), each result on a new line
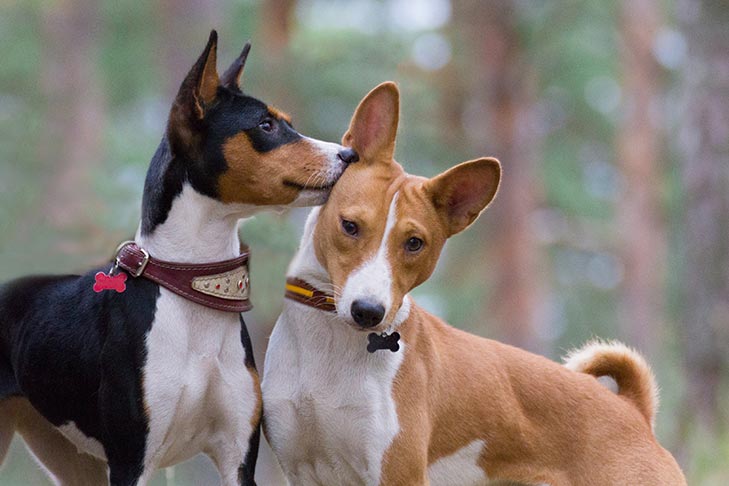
top-left (616, 0), bottom-right (665, 359)
top-left (258, 0), bottom-right (298, 113)
top-left (156, 0), bottom-right (222, 102)
top-left (39, 0), bottom-right (104, 234)
top-left (677, 0), bottom-right (729, 438)
top-left (452, 0), bottom-right (547, 353)
top-left (260, 0), bottom-right (296, 58)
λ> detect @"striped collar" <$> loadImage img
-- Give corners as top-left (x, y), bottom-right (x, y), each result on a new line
top-left (284, 277), bottom-right (336, 313)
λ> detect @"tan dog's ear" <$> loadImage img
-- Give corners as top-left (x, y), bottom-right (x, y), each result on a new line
top-left (342, 82), bottom-right (399, 162)
top-left (175, 30), bottom-right (220, 120)
top-left (426, 157), bottom-right (501, 237)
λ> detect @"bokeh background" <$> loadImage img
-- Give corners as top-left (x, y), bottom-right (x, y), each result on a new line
top-left (1, 0), bottom-right (727, 484)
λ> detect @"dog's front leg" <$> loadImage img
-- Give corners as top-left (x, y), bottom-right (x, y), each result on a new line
top-left (205, 318), bottom-right (261, 486)
top-left (99, 341), bottom-right (150, 486)
top-left (205, 392), bottom-right (261, 486)
top-left (207, 424), bottom-right (260, 486)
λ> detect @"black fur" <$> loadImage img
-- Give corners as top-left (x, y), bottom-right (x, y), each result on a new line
top-left (238, 419), bottom-right (260, 486)
top-left (240, 315), bottom-right (257, 370)
top-left (141, 137), bottom-right (184, 235)
top-left (0, 271), bottom-right (159, 483)
top-left (238, 315), bottom-right (259, 485)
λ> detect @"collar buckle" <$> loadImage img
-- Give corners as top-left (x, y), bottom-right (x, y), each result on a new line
top-left (114, 240), bottom-right (149, 277)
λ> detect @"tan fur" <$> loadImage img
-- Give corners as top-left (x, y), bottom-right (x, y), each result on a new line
top-left (0, 397), bottom-right (108, 485)
top-left (267, 106), bottom-right (292, 124)
top-left (219, 132), bottom-right (335, 205)
top-left (312, 82), bottom-right (686, 485)
top-left (376, 310), bottom-right (685, 485)
top-left (195, 35), bottom-right (218, 117)
top-left (564, 340), bottom-right (659, 429)
top-left (247, 367), bottom-right (262, 433)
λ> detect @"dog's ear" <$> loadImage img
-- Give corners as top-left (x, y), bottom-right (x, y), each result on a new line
top-left (425, 158), bottom-right (501, 237)
top-left (174, 30), bottom-right (220, 121)
top-left (221, 41), bottom-right (251, 92)
top-left (342, 82), bottom-right (399, 163)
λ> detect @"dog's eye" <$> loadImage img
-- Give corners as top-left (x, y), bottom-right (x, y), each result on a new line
top-left (259, 118), bottom-right (275, 133)
top-left (341, 219), bottom-right (359, 237)
top-left (405, 237), bottom-right (424, 253)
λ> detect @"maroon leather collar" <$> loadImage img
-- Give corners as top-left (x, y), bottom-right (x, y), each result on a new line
top-left (115, 241), bottom-right (252, 313)
top-left (284, 277), bottom-right (336, 313)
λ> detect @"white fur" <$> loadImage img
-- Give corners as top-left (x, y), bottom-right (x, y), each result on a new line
top-left (262, 206), bottom-right (406, 486)
top-left (263, 304), bottom-right (404, 486)
top-left (338, 193), bottom-right (400, 326)
top-left (134, 184), bottom-right (258, 484)
top-left (427, 440), bottom-right (488, 485)
top-left (136, 288), bottom-right (257, 483)
top-left (136, 185), bottom-right (247, 263)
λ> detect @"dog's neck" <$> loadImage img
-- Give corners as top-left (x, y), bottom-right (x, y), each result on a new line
top-left (136, 138), bottom-right (255, 263)
top-left (286, 207), bottom-right (332, 290)
top-left (136, 184), bottom-right (246, 263)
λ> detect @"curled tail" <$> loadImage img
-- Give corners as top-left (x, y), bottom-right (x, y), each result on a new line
top-left (564, 340), bottom-right (659, 429)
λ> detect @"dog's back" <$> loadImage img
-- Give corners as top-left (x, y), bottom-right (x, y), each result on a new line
top-left (412, 313), bottom-right (686, 485)
top-left (0, 275), bottom-right (78, 401)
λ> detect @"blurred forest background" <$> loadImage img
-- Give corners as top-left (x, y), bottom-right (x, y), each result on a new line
top-left (0, 0), bottom-right (727, 484)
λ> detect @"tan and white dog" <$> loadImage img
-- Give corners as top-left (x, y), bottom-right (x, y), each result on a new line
top-left (261, 82), bottom-right (686, 486)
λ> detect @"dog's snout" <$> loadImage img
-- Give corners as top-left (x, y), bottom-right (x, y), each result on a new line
top-left (337, 148), bottom-right (359, 164)
top-left (350, 299), bottom-right (385, 328)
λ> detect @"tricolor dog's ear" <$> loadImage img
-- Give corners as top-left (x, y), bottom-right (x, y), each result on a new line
top-left (221, 41), bottom-right (251, 92)
top-left (342, 82), bottom-right (400, 162)
top-left (174, 30), bottom-right (220, 121)
top-left (425, 157), bottom-right (501, 237)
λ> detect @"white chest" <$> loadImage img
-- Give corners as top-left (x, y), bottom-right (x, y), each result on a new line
top-left (262, 305), bottom-right (404, 486)
top-left (142, 289), bottom-right (257, 468)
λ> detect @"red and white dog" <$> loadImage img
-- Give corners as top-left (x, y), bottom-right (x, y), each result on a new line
top-left (261, 82), bottom-right (686, 485)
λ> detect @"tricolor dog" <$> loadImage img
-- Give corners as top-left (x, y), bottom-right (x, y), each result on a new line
top-left (261, 82), bottom-right (686, 485)
top-left (0, 31), bottom-right (356, 486)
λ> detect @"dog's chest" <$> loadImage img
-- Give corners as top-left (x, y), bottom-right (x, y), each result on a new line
top-left (143, 289), bottom-right (256, 466)
top-left (263, 307), bottom-right (404, 486)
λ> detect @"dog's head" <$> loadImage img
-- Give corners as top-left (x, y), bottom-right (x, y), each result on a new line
top-left (166, 31), bottom-right (355, 211)
top-left (312, 82), bottom-right (501, 331)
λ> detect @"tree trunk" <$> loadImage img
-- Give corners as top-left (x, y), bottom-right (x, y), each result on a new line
top-left (616, 0), bottom-right (665, 359)
top-left (156, 0), bottom-right (222, 102)
top-left (677, 0), bottom-right (729, 435)
top-left (39, 0), bottom-right (104, 232)
top-left (260, 0), bottom-right (296, 60)
top-left (257, 0), bottom-right (298, 112)
top-left (452, 1), bottom-right (546, 354)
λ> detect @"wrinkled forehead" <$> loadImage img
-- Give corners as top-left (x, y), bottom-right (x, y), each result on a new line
top-left (326, 160), bottom-right (406, 212)
top-left (395, 175), bottom-right (431, 215)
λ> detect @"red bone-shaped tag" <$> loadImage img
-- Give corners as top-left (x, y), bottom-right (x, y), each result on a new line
top-left (93, 271), bottom-right (127, 293)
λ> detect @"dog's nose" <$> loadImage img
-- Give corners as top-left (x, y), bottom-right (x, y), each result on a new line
top-left (337, 148), bottom-right (359, 164)
top-left (351, 299), bottom-right (385, 328)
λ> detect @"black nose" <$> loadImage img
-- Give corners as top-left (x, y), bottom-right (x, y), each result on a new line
top-left (351, 299), bottom-right (385, 328)
top-left (337, 148), bottom-right (359, 164)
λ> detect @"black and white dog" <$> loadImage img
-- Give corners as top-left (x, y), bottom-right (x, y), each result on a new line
top-left (0, 31), bottom-right (355, 486)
